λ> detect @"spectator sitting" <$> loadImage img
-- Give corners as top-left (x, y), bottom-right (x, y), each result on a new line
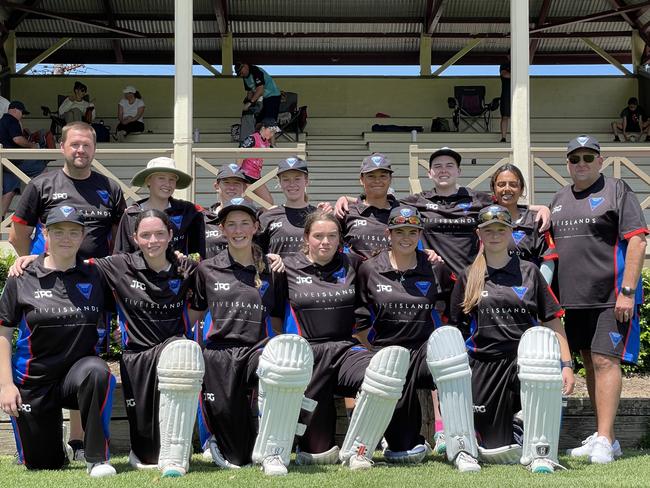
top-left (115, 85), bottom-right (145, 141)
top-left (58, 81), bottom-right (95, 124)
top-left (0, 101), bottom-right (49, 216)
top-left (612, 97), bottom-right (650, 142)
top-left (237, 118), bottom-right (280, 205)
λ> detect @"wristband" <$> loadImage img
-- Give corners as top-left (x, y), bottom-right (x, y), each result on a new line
top-left (560, 360), bottom-right (574, 369)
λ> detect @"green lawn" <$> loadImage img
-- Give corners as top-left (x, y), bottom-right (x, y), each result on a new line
top-left (2, 452), bottom-right (650, 488)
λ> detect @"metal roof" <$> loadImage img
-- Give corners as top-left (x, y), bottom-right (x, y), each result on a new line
top-left (3, 0), bottom-right (649, 66)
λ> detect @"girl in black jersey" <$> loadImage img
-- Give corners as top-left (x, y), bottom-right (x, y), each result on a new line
top-left (280, 210), bottom-right (375, 466)
top-left (450, 205), bottom-right (574, 463)
top-left (258, 157), bottom-right (331, 257)
top-left (490, 164), bottom-right (557, 283)
top-left (357, 205), bottom-right (453, 463)
top-left (190, 198), bottom-right (285, 469)
top-left (0, 206), bottom-right (116, 477)
top-left (11, 208), bottom-right (200, 477)
top-left (114, 157), bottom-right (205, 257)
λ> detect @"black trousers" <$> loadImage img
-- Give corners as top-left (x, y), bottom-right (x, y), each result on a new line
top-left (120, 336), bottom-right (184, 465)
top-left (12, 355), bottom-right (115, 469)
top-left (116, 121), bottom-right (144, 134)
top-left (298, 341), bottom-right (371, 454)
top-left (383, 342), bottom-right (436, 452)
top-left (200, 344), bottom-right (264, 466)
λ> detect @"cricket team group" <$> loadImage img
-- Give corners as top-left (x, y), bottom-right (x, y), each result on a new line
top-left (0, 121), bottom-right (646, 478)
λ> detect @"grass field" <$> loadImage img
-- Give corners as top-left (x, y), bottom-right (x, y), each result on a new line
top-left (2, 452), bottom-right (650, 488)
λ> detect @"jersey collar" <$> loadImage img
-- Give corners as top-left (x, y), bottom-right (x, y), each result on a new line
top-left (33, 255), bottom-right (89, 278)
top-left (485, 256), bottom-right (521, 278)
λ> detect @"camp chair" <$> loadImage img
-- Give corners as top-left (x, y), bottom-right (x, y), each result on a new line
top-left (41, 94), bottom-right (93, 137)
top-left (278, 105), bottom-right (308, 142)
top-left (447, 86), bottom-right (499, 133)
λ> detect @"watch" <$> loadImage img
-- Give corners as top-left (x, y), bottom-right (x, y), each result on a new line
top-left (560, 360), bottom-right (574, 369)
top-left (620, 286), bottom-right (636, 297)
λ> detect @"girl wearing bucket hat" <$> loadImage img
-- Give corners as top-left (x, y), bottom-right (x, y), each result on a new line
top-left (114, 157), bottom-right (205, 257)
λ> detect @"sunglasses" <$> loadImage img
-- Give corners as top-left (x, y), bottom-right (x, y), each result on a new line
top-left (478, 208), bottom-right (512, 225)
top-left (390, 215), bottom-right (422, 226)
top-left (568, 154), bottom-right (597, 164)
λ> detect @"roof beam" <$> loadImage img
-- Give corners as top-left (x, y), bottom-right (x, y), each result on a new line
top-left (425, 0), bottom-right (444, 34)
top-left (531, 0), bottom-right (650, 33)
top-left (212, 0), bottom-right (228, 34)
top-left (101, 0), bottom-right (123, 63)
top-left (530, 0), bottom-right (552, 63)
top-left (581, 37), bottom-right (632, 75)
top-left (432, 39), bottom-right (482, 76)
top-left (0, 1), bottom-right (147, 37)
top-left (16, 37), bottom-right (71, 74)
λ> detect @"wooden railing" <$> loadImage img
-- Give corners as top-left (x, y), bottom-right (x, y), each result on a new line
top-left (0, 144), bottom-right (307, 239)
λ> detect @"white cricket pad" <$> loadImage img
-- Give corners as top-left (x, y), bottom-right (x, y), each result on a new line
top-left (252, 334), bottom-right (314, 466)
top-left (426, 326), bottom-right (478, 461)
top-left (339, 346), bottom-right (410, 462)
top-left (517, 326), bottom-right (563, 465)
top-left (478, 444), bottom-right (522, 464)
top-left (157, 339), bottom-right (205, 472)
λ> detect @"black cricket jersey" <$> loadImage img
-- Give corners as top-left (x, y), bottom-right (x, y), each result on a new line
top-left (282, 251), bottom-right (362, 343)
top-left (89, 251), bottom-right (196, 352)
top-left (12, 169), bottom-right (126, 259)
top-left (550, 175), bottom-right (648, 308)
top-left (203, 203), bottom-right (228, 259)
top-left (401, 188), bottom-right (494, 277)
top-left (450, 257), bottom-right (563, 359)
top-left (509, 207), bottom-right (557, 266)
top-left (114, 197), bottom-right (206, 257)
top-left (0, 255), bottom-right (111, 385)
top-left (357, 250), bottom-right (453, 348)
top-left (191, 249), bottom-right (284, 347)
top-left (341, 195), bottom-right (398, 259)
top-left (257, 205), bottom-right (317, 256)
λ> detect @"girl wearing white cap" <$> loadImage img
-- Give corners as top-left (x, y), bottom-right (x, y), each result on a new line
top-left (116, 86), bottom-right (145, 140)
top-left (114, 157), bottom-right (205, 257)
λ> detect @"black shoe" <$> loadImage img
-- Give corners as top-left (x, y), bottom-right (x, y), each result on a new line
top-left (614, 136), bottom-right (621, 142)
top-left (500, 137), bottom-right (506, 143)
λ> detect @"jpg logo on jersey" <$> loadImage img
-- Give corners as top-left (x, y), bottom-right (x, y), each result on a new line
top-left (376, 284), bottom-right (393, 292)
top-left (34, 290), bottom-right (53, 298)
top-left (295, 276), bottom-right (312, 284)
top-left (213, 282), bottom-right (231, 291)
top-left (130, 280), bottom-right (146, 290)
top-left (270, 222), bottom-right (283, 230)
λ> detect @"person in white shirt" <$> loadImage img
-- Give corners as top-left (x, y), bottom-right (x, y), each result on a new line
top-left (0, 95), bottom-right (10, 114)
top-left (116, 86), bottom-right (145, 140)
top-left (58, 81), bottom-right (95, 123)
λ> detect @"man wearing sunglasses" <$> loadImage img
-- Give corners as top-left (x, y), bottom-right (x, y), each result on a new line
top-left (550, 135), bottom-right (648, 464)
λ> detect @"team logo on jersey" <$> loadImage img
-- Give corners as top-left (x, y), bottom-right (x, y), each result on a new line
top-left (511, 286), bottom-right (528, 300)
top-left (96, 190), bottom-right (110, 205)
top-left (170, 215), bottom-right (183, 229)
top-left (228, 163), bottom-right (239, 173)
top-left (168, 279), bottom-right (181, 295)
top-left (609, 331), bottom-right (623, 348)
top-left (259, 280), bottom-right (270, 296)
top-left (230, 197), bottom-right (245, 205)
top-left (457, 202), bottom-right (471, 213)
top-left (400, 208), bottom-right (414, 217)
top-left (415, 281), bottom-right (431, 296)
top-left (512, 230), bottom-right (526, 245)
top-left (60, 206), bottom-right (75, 217)
top-left (76, 283), bottom-right (93, 299)
top-left (286, 158), bottom-right (298, 167)
top-left (332, 267), bottom-right (347, 284)
top-left (589, 197), bottom-right (605, 211)
top-left (371, 155), bottom-right (383, 166)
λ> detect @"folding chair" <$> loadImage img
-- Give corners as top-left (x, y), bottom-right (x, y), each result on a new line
top-left (278, 105), bottom-right (308, 142)
top-left (447, 86), bottom-right (499, 133)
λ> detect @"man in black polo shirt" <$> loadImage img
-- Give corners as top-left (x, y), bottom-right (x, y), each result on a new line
top-left (551, 135), bottom-right (648, 464)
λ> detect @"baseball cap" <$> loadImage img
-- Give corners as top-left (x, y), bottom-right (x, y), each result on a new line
top-left (567, 135), bottom-right (600, 156)
top-left (261, 118), bottom-right (281, 133)
top-left (277, 156), bottom-right (308, 175)
top-left (216, 197), bottom-right (259, 224)
top-left (217, 163), bottom-right (248, 182)
top-left (45, 205), bottom-right (85, 228)
top-left (360, 153), bottom-right (394, 174)
top-left (8, 100), bottom-right (29, 115)
top-left (235, 62), bottom-right (246, 74)
top-left (387, 206), bottom-right (423, 230)
top-left (429, 147), bottom-right (461, 167)
top-left (477, 205), bottom-right (515, 228)
top-left (123, 86), bottom-right (137, 94)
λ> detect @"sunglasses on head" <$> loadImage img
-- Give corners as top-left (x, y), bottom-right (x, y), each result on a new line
top-left (390, 215), bottom-right (422, 226)
top-left (478, 208), bottom-right (512, 225)
top-left (568, 153), bottom-right (597, 164)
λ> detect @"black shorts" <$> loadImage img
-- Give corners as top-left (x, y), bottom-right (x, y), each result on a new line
top-left (469, 355), bottom-right (520, 449)
top-left (500, 93), bottom-right (511, 117)
top-left (564, 307), bottom-right (640, 364)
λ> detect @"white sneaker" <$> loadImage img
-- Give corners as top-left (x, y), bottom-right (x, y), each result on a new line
top-left (567, 432), bottom-right (623, 458)
top-left (202, 447), bottom-right (213, 461)
top-left (208, 435), bottom-right (241, 469)
top-left (589, 436), bottom-right (615, 464)
top-left (346, 444), bottom-right (373, 471)
top-left (128, 450), bottom-right (157, 470)
top-left (454, 452), bottom-right (481, 473)
top-left (433, 432), bottom-right (446, 456)
top-left (87, 461), bottom-right (117, 478)
top-left (528, 458), bottom-right (566, 474)
top-left (161, 463), bottom-right (186, 478)
top-left (261, 455), bottom-right (287, 476)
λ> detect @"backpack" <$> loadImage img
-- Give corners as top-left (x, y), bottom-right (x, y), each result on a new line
top-left (430, 117), bottom-right (450, 132)
top-left (92, 121), bottom-right (111, 143)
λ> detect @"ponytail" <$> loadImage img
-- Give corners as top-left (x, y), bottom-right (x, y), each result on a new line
top-left (252, 243), bottom-right (265, 288)
top-left (461, 243), bottom-right (487, 314)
